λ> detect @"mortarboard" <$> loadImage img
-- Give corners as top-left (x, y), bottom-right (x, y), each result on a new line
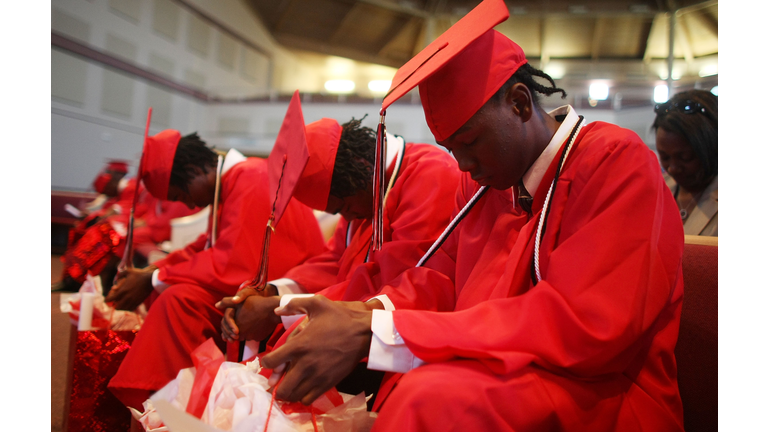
top-left (107, 161), bottom-right (130, 174)
top-left (371, 0), bottom-right (519, 250)
top-left (92, 173), bottom-right (111, 194)
top-left (141, 128), bottom-right (182, 200)
top-left (241, 91), bottom-right (316, 291)
top-left (268, 90), bottom-right (311, 226)
top-left (292, 118), bottom-right (342, 210)
top-left (92, 160), bottom-right (131, 193)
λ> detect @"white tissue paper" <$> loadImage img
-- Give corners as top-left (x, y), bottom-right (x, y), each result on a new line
top-left (140, 358), bottom-right (377, 432)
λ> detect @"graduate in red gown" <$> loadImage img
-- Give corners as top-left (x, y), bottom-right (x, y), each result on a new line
top-left (53, 162), bottom-right (186, 292)
top-left (106, 130), bottom-right (325, 409)
top-left (257, 1), bottom-right (686, 430)
top-left (216, 100), bottom-right (460, 353)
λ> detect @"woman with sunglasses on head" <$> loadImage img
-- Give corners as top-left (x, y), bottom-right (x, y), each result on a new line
top-left (653, 89), bottom-right (718, 236)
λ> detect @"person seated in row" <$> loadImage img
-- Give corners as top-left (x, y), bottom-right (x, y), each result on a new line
top-left (106, 131), bottom-right (325, 410)
top-left (653, 89), bottom-right (718, 236)
top-left (53, 162), bottom-right (194, 292)
top-left (255, 1), bottom-right (686, 430)
top-left (216, 108), bottom-right (461, 401)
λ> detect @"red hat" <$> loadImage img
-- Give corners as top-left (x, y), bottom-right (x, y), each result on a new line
top-left (420, 30), bottom-right (526, 141)
top-left (268, 91), bottom-right (310, 226)
top-left (370, 0), bottom-right (514, 250)
top-left (92, 160), bottom-right (130, 193)
top-left (381, 0), bottom-right (520, 141)
top-left (140, 129), bottom-right (181, 200)
top-left (92, 172), bottom-right (111, 194)
top-left (292, 118), bottom-right (341, 211)
top-left (269, 91), bottom-right (342, 218)
top-left (106, 161), bottom-right (129, 174)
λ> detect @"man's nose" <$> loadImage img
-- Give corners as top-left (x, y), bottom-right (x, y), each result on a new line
top-left (454, 153), bottom-right (477, 173)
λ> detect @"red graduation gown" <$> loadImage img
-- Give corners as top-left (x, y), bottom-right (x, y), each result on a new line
top-left (372, 123), bottom-right (685, 431)
top-left (283, 143), bottom-right (461, 302)
top-left (132, 198), bottom-right (198, 245)
top-left (108, 158), bottom-right (325, 408)
top-left (62, 179), bottom-right (151, 283)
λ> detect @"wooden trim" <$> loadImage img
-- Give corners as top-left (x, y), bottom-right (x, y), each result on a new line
top-left (684, 234), bottom-right (718, 247)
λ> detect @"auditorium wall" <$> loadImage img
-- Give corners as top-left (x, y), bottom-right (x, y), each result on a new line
top-left (51, 0), bottom-right (659, 191)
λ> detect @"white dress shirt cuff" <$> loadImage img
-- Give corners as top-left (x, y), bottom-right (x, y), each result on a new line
top-left (279, 294), bottom-right (314, 329)
top-left (369, 294), bottom-right (395, 311)
top-left (152, 269), bottom-right (170, 293)
top-left (269, 278), bottom-right (305, 296)
top-left (367, 309), bottom-right (425, 373)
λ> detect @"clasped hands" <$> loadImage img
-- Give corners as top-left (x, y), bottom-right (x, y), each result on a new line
top-left (217, 287), bottom-right (378, 406)
top-left (216, 284), bottom-right (282, 343)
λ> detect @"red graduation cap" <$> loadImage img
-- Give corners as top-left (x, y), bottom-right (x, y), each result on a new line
top-left (371, 0), bottom-right (521, 249)
top-left (268, 90), bottom-right (311, 226)
top-left (140, 129), bottom-right (182, 200)
top-left (269, 91), bottom-right (343, 217)
top-left (242, 90), bottom-right (321, 292)
top-left (92, 160), bottom-right (131, 193)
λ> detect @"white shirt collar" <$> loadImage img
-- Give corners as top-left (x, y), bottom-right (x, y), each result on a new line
top-left (521, 105), bottom-right (580, 197)
top-left (117, 177), bottom-right (129, 193)
top-left (386, 132), bottom-right (404, 169)
top-left (221, 148), bottom-right (247, 175)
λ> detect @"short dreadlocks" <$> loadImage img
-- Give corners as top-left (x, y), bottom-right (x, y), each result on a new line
top-left (169, 132), bottom-right (218, 193)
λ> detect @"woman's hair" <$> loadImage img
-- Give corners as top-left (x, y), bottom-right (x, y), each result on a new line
top-left (169, 132), bottom-right (218, 193)
top-left (492, 63), bottom-right (568, 105)
top-left (652, 89), bottom-right (718, 180)
top-left (329, 116), bottom-right (376, 199)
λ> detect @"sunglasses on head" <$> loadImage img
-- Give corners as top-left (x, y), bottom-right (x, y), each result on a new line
top-left (654, 100), bottom-right (707, 116)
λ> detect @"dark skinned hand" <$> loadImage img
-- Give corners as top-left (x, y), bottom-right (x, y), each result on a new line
top-left (215, 284), bottom-right (280, 343)
top-left (260, 296), bottom-right (382, 405)
top-left (105, 265), bottom-right (156, 311)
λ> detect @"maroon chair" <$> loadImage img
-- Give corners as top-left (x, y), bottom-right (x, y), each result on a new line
top-left (676, 235), bottom-right (718, 432)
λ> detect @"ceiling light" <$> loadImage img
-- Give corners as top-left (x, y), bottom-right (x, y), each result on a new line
top-left (543, 64), bottom-right (565, 80)
top-left (324, 80), bottom-right (355, 94)
top-left (699, 65), bottom-right (718, 77)
top-left (711, 85), bottom-right (718, 96)
top-left (654, 85), bottom-right (669, 103)
top-left (368, 80), bottom-right (392, 94)
top-left (589, 83), bottom-right (609, 101)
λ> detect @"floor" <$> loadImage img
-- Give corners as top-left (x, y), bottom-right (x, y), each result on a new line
top-left (51, 255), bottom-right (74, 432)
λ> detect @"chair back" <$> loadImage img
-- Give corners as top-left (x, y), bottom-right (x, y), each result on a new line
top-left (169, 206), bottom-right (211, 251)
top-left (676, 235), bottom-right (718, 432)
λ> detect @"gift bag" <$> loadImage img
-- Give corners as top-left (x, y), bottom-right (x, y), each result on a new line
top-left (135, 338), bottom-right (377, 432)
top-left (67, 329), bottom-right (137, 432)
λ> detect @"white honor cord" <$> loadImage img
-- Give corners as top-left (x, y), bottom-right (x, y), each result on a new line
top-left (206, 154), bottom-right (224, 249)
top-left (416, 185), bottom-right (488, 267)
top-left (533, 121), bottom-right (583, 283)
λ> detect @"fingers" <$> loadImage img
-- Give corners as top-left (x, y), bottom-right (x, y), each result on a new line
top-left (261, 342), bottom-right (294, 371)
top-left (220, 308), bottom-right (239, 342)
top-left (268, 362), bottom-right (286, 388)
top-left (273, 296), bottom-right (324, 317)
top-left (215, 295), bottom-right (244, 310)
top-left (105, 284), bottom-right (124, 303)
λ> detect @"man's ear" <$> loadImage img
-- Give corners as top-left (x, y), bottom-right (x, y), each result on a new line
top-left (504, 83), bottom-right (534, 122)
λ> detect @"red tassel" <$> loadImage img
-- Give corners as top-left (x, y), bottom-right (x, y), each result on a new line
top-left (372, 109), bottom-right (387, 251)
